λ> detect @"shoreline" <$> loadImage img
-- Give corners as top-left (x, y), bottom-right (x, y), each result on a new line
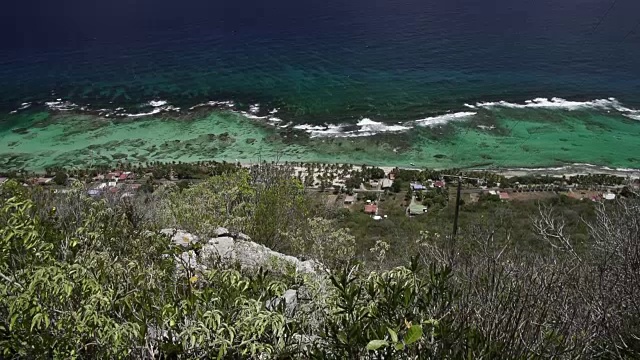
top-left (239, 161), bottom-right (640, 180)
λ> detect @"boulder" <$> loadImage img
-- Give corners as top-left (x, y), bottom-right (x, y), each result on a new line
top-left (267, 289), bottom-right (298, 316)
top-left (161, 228), bottom-right (323, 275)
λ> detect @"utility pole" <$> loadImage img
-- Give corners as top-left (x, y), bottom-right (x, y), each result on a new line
top-left (452, 177), bottom-right (462, 240)
top-left (443, 174), bottom-right (482, 241)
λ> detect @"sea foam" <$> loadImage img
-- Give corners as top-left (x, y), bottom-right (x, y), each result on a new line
top-left (45, 100), bottom-right (79, 111)
top-left (469, 97), bottom-right (637, 112)
top-left (413, 112), bottom-right (477, 127)
top-left (293, 112), bottom-right (476, 138)
top-left (148, 100), bottom-right (168, 107)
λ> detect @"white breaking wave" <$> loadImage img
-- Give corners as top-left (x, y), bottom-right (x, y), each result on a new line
top-left (125, 101), bottom-right (180, 117)
top-left (148, 100), bottom-right (168, 107)
top-left (414, 112), bottom-right (477, 127)
top-left (8, 102), bottom-right (29, 114)
top-left (468, 97), bottom-right (640, 121)
top-left (45, 100), bottom-right (78, 111)
top-left (126, 108), bottom-right (163, 117)
top-left (293, 112), bottom-right (477, 138)
top-left (293, 124), bottom-right (344, 137)
top-left (357, 118), bottom-right (411, 133)
top-left (468, 97), bottom-right (638, 113)
top-left (188, 100), bottom-right (235, 110)
top-left (294, 118), bottom-right (420, 138)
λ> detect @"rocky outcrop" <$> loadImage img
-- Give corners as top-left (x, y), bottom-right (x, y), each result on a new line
top-left (161, 228), bottom-right (324, 320)
top-left (160, 228), bottom-right (323, 275)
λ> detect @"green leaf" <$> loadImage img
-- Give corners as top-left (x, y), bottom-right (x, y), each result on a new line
top-left (366, 339), bottom-right (389, 351)
top-left (404, 325), bottom-right (423, 345)
top-left (388, 327), bottom-right (398, 343)
top-left (30, 313), bottom-right (42, 331)
top-left (394, 342), bottom-right (405, 351)
top-left (9, 314), bottom-right (19, 330)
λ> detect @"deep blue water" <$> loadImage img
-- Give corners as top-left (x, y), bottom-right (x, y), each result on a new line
top-left (1, 0), bottom-right (639, 121)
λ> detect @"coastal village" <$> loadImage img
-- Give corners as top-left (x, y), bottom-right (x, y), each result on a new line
top-left (2, 161), bottom-right (638, 221)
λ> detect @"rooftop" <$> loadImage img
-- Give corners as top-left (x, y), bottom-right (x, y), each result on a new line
top-left (364, 204), bottom-right (378, 214)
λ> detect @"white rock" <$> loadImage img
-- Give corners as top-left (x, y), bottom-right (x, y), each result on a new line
top-left (161, 228), bottom-right (199, 246)
top-left (214, 227), bottom-right (230, 237)
top-left (162, 229), bottom-right (322, 275)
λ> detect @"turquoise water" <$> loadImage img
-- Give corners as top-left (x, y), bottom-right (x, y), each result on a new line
top-left (1, 0), bottom-right (639, 170)
top-left (2, 103), bottom-right (639, 171)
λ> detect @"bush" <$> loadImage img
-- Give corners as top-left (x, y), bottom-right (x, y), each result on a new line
top-left (53, 171), bottom-right (68, 186)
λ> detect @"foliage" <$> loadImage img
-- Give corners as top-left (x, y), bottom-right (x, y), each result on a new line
top-left (53, 171), bottom-right (68, 186)
top-left (0, 181), bottom-right (294, 359)
top-left (165, 170), bottom-right (254, 237)
top-left (311, 259), bottom-right (454, 359)
top-left (284, 217), bottom-right (355, 270)
top-left (1, 174), bottom-right (639, 359)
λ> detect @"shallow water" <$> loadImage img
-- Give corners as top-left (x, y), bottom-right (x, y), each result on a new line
top-left (2, 101), bottom-right (639, 170)
top-left (1, 0), bottom-right (639, 170)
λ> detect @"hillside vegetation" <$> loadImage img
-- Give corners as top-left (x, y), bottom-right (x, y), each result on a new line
top-left (1, 164), bottom-right (639, 359)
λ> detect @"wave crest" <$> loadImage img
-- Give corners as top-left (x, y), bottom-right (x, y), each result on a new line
top-left (414, 112), bottom-right (477, 127)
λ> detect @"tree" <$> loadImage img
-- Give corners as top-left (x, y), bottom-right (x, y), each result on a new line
top-left (53, 171), bottom-right (68, 186)
top-left (391, 179), bottom-right (405, 193)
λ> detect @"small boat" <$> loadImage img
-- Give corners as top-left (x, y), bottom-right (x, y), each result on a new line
top-left (410, 163), bottom-right (415, 167)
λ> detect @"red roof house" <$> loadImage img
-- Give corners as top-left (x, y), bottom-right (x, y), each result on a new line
top-left (364, 204), bottom-right (378, 214)
top-left (434, 180), bottom-right (446, 188)
top-left (499, 192), bottom-right (510, 200)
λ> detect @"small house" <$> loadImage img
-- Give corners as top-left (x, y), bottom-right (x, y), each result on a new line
top-left (344, 195), bottom-right (356, 205)
top-left (434, 180), bottom-right (446, 188)
top-left (411, 182), bottom-right (426, 191)
top-left (499, 192), bottom-right (510, 201)
top-left (603, 193), bottom-right (616, 201)
top-left (381, 178), bottom-right (394, 189)
top-left (87, 189), bottom-right (101, 197)
top-left (364, 204), bottom-right (378, 214)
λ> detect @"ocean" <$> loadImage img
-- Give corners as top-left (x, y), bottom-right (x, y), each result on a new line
top-left (1, 0), bottom-right (639, 170)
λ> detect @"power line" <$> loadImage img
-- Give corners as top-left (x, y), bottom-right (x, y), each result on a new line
top-left (623, 20), bottom-right (640, 41)
top-left (591, 0), bottom-right (618, 35)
